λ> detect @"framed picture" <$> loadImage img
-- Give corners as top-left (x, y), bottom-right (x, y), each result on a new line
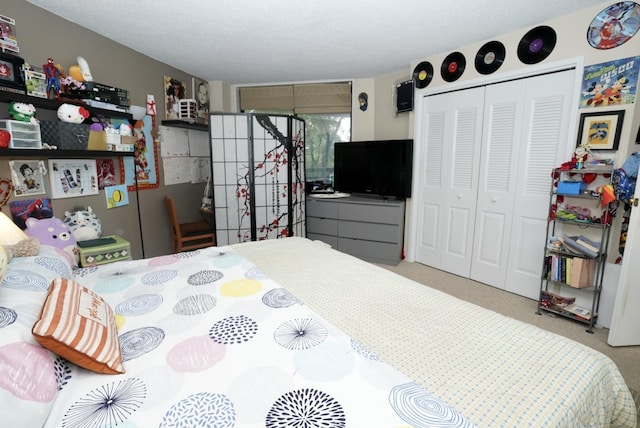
top-left (192, 77), bottom-right (209, 124)
top-left (48, 159), bottom-right (98, 199)
top-left (0, 50), bottom-right (26, 94)
top-left (9, 160), bottom-right (46, 196)
top-left (576, 110), bottom-right (625, 151)
top-left (164, 75), bottom-right (186, 120)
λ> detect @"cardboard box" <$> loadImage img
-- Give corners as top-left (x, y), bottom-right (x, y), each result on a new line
top-left (87, 130), bottom-right (107, 150)
top-left (569, 257), bottom-right (596, 288)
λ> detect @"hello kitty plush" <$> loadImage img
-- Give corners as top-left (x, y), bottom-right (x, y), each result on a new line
top-left (57, 103), bottom-right (90, 124)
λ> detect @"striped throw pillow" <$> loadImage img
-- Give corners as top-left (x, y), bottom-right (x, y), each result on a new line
top-left (32, 278), bottom-right (124, 374)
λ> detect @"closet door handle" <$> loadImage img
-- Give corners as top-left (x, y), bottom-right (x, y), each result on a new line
top-left (457, 193), bottom-right (463, 199)
top-left (491, 197), bottom-right (497, 202)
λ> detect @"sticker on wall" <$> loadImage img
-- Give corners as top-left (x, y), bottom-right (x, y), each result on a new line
top-left (358, 92), bottom-right (368, 111)
top-left (579, 56), bottom-right (640, 108)
top-left (587, 1), bottom-right (640, 50)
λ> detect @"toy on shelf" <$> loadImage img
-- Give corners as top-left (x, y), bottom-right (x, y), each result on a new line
top-left (43, 57), bottom-right (63, 100)
top-left (68, 56), bottom-right (93, 82)
top-left (57, 103), bottom-right (90, 124)
top-left (8, 101), bottom-right (39, 125)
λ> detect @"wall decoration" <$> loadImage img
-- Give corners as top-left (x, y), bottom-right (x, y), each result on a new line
top-left (412, 61), bottom-right (433, 89)
top-left (192, 77), bottom-right (209, 125)
top-left (164, 75), bottom-right (186, 120)
top-left (9, 197), bottom-right (53, 230)
top-left (440, 51), bottom-right (466, 82)
top-left (580, 56), bottom-right (640, 107)
top-left (357, 92), bottom-right (368, 111)
top-left (48, 159), bottom-right (98, 199)
top-left (0, 14), bottom-right (19, 53)
top-left (120, 115), bottom-right (159, 190)
top-left (105, 184), bottom-right (129, 209)
top-left (517, 25), bottom-right (556, 65)
top-left (9, 160), bottom-right (45, 196)
top-left (97, 159), bottom-right (117, 190)
top-left (587, 1), bottom-right (640, 50)
top-left (576, 110), bottom-right (625, 151)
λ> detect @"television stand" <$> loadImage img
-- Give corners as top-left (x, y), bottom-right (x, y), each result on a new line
top-left (306, 195), bottom-right (405, 265)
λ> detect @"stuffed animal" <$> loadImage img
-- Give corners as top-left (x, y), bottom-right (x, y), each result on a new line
top-left (24, 217), bottom-right (78, 265)
top-left (63, 206), bottom-right (102, 241)
top-left (4, 237), bottom-right (40, 259)
top-left (57, 103), bottom-right (90, 124)
top-left (8, 102), bottom-right (39, 125)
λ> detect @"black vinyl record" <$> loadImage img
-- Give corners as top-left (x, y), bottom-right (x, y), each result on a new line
top-left (413, 61), bottom-right (434, 89)
top-left (475, 40), bottom-right (505, 75)
top-left (517, 25), bottom-right (556, 65)
top-left (441, 52), bottom-right (466, 82)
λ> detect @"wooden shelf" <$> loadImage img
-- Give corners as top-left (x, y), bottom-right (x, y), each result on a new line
top-left (0, 90), bottom-right (133, 122)
top-left (161, 120), bottom-right (208, 131)
top-left (0, 149), bottom-right (134, 158)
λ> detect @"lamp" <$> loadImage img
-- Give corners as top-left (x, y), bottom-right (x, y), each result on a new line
top-left (0, 212), bottom-right (28, 246)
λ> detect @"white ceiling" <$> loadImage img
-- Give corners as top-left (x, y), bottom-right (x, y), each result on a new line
top-left (26, 0), bottom-right (606, 85)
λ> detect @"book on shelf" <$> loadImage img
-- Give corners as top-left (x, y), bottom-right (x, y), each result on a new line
top-left (575, 235), bottom-right (601, 254)
top-left (560, 235), bottom-right (599, 258)
top-left (564, 304), bottom-right (594, 320)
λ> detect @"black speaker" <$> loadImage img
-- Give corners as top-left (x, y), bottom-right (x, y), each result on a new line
top-left (396, 80), bottom-right (414, 113)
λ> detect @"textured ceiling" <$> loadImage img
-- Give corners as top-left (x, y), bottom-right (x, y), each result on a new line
top-left (26, 0), bottom-right (606, 85)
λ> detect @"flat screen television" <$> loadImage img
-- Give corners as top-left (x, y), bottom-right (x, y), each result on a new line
top-left (333, 139), bottom-right (413, 199)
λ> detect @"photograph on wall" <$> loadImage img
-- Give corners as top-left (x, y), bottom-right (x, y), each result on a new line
top-left (105, 184), bottom-right (129, 209)
top-left (580, 55), bottom-right (639, 107)
top-left (192, 77), bottom-right (209, 124)
top-left (576, 110), bottom-right (625, 151)
top-left (9, 160), bottom-right (46, 196)
top-left (9, 197), bottom-right (53, 230)
top-left (48, 159), bottom-right (98, 199)
top-left (97, 158), bottom-right (117, 190)
top-left (164, 75), bottom-right (186, 120)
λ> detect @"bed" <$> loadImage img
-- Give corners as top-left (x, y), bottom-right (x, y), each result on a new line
top-left (1, 237), bottom-right (636, 427)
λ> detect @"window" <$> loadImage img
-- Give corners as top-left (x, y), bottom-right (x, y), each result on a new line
top-left (239, 82), bottom-right (352, 183)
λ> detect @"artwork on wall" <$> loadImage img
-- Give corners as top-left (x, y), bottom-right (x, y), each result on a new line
top-left (580, 56), bottom-right (639, 107)
top-left (587, 1), bottom-right (640, 50)
top-left (192, 77), bottom-right (209, 125)
top-left (576, 110), bottom-right (625, 151)
top-left (120, 115), bottom-right (159, 191)
top-left (97, 159), bottom-right (117, 190)
top-left (105, 184), bottom-right (129, 209)
top-left (47, 159), bottom-right (98, 199)
top-left (164, 75), bottom-right (186, 120)
top-left (9, 197), bottom-right (53, 230)
top-left (9, 160), bottom-right (45, 196)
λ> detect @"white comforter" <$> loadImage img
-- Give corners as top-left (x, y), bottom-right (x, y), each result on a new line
top-left (233, 237), bottom-right (637, 428)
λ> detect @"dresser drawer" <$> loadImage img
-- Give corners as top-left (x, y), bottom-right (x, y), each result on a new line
top-left (337, 238), bottom-right (400, 264)
top-left (307, 217), bottom-right (338, 235)
top-left (306, 199), bottom-right (339, 219)
top-left (338, 221), bottom-right (400, 243)
top-left (339, 202), bottom-right (403, 224)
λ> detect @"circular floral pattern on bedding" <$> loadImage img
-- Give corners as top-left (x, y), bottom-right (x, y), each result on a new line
top-left (219, 279), bottom-right (261, 297)
top-left (245, 266), bottom-right (268, 280)
top-left (119, 327), bottom-right (166, 361)
top-left (262, 288), bottom-right (301, 308)
top-left (209, 315), bottom-right (258, 345)
top-left (1, 269), bottom-right (49, 291)
top-left (351, 338), bottom-right (382, 361)
top-left (115, 294), bottom-right (163, 316)
top-left (389, 382), bottom-right (474, 427)
top-left (173, 294), bottom-right (216, 315)
top-left (34, 256), bottom-right (72, 278)
top-left (273, 318), bottom-right (327, 350)
top-left (212, 253), bottom-right (244, 268)
top-left (0, 306), bottom-right (17, 328)
top-left (166, 336), bottom-right (226, 372)
top-left (265, 388), bottom-right (345, 428)
top-left (53, 356), bottom-right (73, 391)
top-left (62, 377), bottom-right (146, 428)
top-left (187, 269), bottom-right (223, 286)
top-left (159, 392), bottom-right (236, 428)
top-left (141, 269), bottom-right (177, 286)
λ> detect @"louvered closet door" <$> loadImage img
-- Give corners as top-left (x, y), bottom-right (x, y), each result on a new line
top-left (414, 87), bottom-right (484, 276)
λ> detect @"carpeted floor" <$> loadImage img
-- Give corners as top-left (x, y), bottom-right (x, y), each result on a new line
top-left (379, 260), bottom-right (640, 425)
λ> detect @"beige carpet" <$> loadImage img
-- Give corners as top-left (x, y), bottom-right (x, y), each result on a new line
top-left (379, 261), bottom-right (640, 399)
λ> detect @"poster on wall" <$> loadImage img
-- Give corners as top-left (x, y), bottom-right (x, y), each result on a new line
top-left (164, 75), bottom-right (187, 120)
top-left (192, 77), bottom-right (209, 125)
top-left (9, 198), bottom-right (53, 230)
top-left (9, 160), bottom-right (45, 196)
top-left (47, 159), bottom-right (98, 199)
top-left (580, 55), bottom-right (639, 107)
top-left (120, 115), bottom-right (159, 191)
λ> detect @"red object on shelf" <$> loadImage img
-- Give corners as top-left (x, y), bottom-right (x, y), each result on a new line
top-left (0, 130), bottom-right (10, 148)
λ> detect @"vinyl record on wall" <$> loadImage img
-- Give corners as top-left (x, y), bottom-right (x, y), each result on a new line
top-left (587, 1), bottom-right (640, 49)
top-left (413, 61), bottom-right (434, 89)
top-left (517, 25), bottom-right (556, 65)
top-left (440, 52), bottom-right (466, 82)
top-left (475, 40), bottom-right (506, 75)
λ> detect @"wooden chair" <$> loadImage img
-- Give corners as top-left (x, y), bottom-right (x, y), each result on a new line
top-left (164, 196), bottom-right (215, 253)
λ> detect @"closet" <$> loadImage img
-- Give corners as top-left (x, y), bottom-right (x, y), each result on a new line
top-left (209, 113), bottom-right (305, 245)
top-left (411, 69), bottom-right (576, 299)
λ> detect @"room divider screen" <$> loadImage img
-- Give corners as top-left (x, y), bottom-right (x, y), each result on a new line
top-left (209, 113), bottom-right (305, 245)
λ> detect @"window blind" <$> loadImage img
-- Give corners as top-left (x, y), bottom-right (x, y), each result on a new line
top-left (240, 82), bottom-right (351, 113)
